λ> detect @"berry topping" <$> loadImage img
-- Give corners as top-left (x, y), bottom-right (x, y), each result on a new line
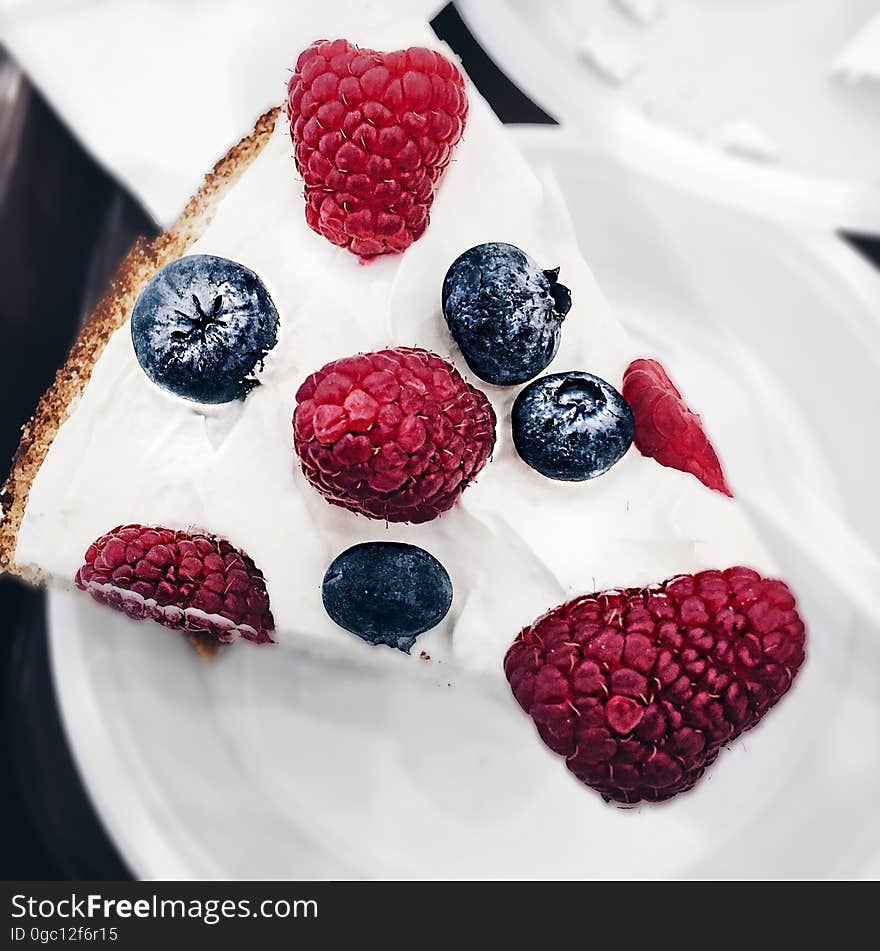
top-left (322, 542), bottom-right (453, 652)
top-left (512, 371), bottom-right (634, 481)
top-left (75, 524), bottom-right (274, 644)
top-left (293, 347), bottom-right (496, 523)
top-left (287, 39), bottom-right (468, 258)
top-left (504, 567), bottom-right (806, 804)
top-left (442, 242), bottom-right (572, 385)
top-left (131, 254), bottom-right (279, 404)
top-left (623, 358), bottom-right (732, 496)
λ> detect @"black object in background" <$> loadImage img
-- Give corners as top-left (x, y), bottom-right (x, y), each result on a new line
top-left (0, 51), bottom-right (153, 880)
top-left (841, 232), bottom-right (880, 270)
top-left (432, 2), bottom-right (557, 124)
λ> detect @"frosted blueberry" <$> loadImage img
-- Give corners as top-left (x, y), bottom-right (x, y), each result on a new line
top-left (512, 372), bottom-right (634, 481)
top-left (131, 254), bottom-right (279, 404)
top-left (442, 242), bottom-right (571, 385)
top-left (322, 542), bottom-right (453, 652)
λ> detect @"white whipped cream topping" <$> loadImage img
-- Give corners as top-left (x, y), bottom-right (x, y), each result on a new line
top-left (15, 30), bottom-right (774, 677)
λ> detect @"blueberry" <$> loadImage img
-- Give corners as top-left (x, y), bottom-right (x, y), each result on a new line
top-left (442, 242), bottom-right (572, 386)
top-left (322, 542), bottom-right (453, 652)
top-left (512, 372), bottom-right (634, 481)
top-left (131, 254), bottom-right (279, 404)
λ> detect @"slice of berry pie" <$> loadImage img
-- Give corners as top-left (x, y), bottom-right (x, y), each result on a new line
top-left (0, 23), bottom-right (805, 803)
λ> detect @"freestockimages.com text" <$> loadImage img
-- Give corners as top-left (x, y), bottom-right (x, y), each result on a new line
top-left (10, 892), bottom-right (317, 928)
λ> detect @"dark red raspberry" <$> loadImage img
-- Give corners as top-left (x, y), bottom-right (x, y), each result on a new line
top-left (623, 358), bottom-right (732, 497)
top-left (293, 347), bottom-right (495, 523)
top-left (287, 38), bottom-right (468, 259)
top-left (504, 567), bottom-right (805, 804)
top-left (75, 525), bottom-right (274, 644)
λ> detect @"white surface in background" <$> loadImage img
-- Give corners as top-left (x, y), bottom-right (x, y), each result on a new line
top-left (715, 118), bottom-right (780, 164)
top-left (457, 0), bottom-right (880, 231)
top-left (613, 0), bottom-right (663, 27)
top-left (832, 11), bottom-right (880, 82)
top-left (577, 26), bottom-right (641, 84)
top-left (0, 0), bottom-right (441, 225)
top-left (466, 0), bottom-right (880, 186)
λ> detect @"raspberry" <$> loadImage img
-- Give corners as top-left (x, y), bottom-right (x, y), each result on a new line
top-left (287, 39), bottom-right (468, 258)
top-left (504, 567), bottom-right (805, 804)
top-left (622, 358), bottom-right (732, 497)
top-left (293, 347), bottom-right (495, 523)
top-left (75, 524), bottom-right (274, 644)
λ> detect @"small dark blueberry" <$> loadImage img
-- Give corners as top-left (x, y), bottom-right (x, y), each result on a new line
top-left (131, 254), bottom-right (279, 404)
top-left (442, 242), bottom-right (572, 386)
top-left (512, 371), bottom-right (634, 481)
top-left (321, 542), bottom-right (453, 652)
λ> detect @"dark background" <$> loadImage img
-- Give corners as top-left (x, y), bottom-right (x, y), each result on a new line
top-left (1, 3), bottom-right (877, 880)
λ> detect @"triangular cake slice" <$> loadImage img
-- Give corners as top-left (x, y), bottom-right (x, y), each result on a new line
top-left (0, 23), bottom-right (805, 803)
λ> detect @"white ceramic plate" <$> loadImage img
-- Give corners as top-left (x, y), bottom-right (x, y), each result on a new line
top-left (49, 129), bottom-right (880, 879)
top-left (458, 0), bottom-right (880, 232)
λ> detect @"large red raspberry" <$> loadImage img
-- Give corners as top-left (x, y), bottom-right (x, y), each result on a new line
top-left (623, 358), bottom-right (732, 497)
top-left (293, 347), bottom-right (495, 523)
top-left (75, 525), bottom-right (274, 644)
top-left (287, 38), bottom-right (468, 258)
top-left (504, 567), bottom-right (805, 804)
